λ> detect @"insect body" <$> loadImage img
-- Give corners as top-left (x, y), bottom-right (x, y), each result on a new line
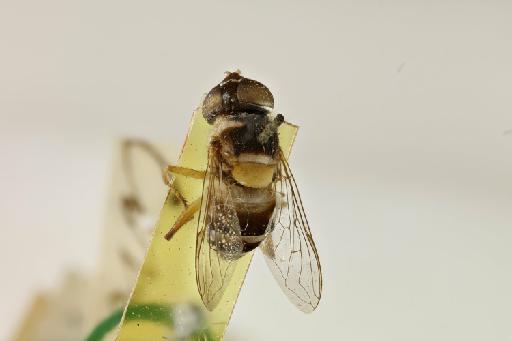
top-left (165, 71), bottom-right (322, 313)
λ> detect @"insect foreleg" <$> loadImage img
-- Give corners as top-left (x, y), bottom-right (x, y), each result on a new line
top-left (164, 197), bottom-right (202, 240)
top-left (164, 165), bottom-right (206, 180)
top-left (162, 165), bottom-right (206, 207)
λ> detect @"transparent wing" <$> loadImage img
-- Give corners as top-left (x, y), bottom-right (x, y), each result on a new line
top-left (260, 149), bottom-right (323, 312)
top-left (195, 149), bottom-right (244, 311)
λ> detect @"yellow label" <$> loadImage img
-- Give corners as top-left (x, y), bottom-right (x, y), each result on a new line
top-left (116, 107), bottom-right (298, 340)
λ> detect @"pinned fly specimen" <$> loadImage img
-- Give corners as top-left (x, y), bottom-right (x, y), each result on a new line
top-left (164, 71), bottom-right (322, 313)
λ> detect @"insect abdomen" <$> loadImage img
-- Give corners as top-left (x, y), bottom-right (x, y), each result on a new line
top-left (229, 184), bottom-right (276, 252)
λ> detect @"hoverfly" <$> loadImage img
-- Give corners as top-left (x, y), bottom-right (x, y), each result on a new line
top-left (164, 71), bottom-right (322, 313)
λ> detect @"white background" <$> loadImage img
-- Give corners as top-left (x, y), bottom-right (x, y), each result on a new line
top-left (1, 1), bottom-right (512, 340)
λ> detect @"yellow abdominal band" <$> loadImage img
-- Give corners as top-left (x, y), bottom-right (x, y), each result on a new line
top-left (232, 162), bottom-right (275, 188)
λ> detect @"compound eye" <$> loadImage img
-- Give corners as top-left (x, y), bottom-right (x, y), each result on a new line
top-left (237, 78), bottom-right (274, 111)
top-left (202, 84), bottom-right (223, 123)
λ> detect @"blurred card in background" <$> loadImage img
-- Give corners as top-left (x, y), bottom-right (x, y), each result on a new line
top-left (13, 139), bottom-right (174, 341)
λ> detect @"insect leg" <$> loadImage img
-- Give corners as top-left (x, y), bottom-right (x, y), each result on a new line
top-left (164, 197), bottom-right (202, 240)
top-left (162, 165), bottom-right (206, 207)
top-left (164, 165), bottom-right (206, 180)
